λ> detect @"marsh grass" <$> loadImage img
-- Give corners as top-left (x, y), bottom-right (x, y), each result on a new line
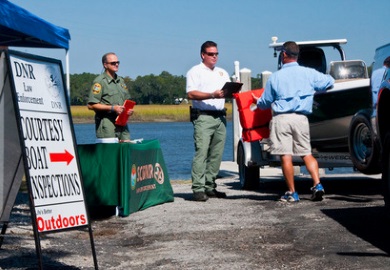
top-left (71, 103), bottom-right (233, 123)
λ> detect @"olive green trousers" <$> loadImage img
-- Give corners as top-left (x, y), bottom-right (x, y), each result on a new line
top-left (191, 115), bottom-right (226, 193)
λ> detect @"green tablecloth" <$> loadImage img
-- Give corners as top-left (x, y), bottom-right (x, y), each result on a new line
top-left (77, 140), bottom-right (174, 216)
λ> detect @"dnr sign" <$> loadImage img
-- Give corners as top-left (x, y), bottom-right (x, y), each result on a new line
top-left (0, 50), bottom-right (98, 269)
top-left (9, 52), bottom-right (88, 233)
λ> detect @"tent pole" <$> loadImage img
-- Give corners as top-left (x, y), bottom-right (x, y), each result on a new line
top-left (66, 49), bottom-right (70, 103)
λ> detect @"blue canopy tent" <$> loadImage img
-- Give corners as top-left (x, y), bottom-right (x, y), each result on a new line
top-left (0, 0), bottom-right (70, 222)
top-left (0, 0), bottom-right (70, 48)
top-left (0, 0), bottom-right (71, 90)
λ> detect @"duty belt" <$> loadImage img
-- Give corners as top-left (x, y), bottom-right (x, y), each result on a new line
top-left (199, 109), bottom-right (226, 117)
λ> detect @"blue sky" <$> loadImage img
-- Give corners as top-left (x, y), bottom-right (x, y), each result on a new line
top-left (10, 0), bottom-right (390, 79)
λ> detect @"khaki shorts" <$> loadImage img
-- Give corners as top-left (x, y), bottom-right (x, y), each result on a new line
top-left (269, 113), bottom-right (311, 156)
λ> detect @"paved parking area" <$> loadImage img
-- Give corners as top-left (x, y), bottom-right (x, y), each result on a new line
top-left (1, 162), bottom-right (389, 269)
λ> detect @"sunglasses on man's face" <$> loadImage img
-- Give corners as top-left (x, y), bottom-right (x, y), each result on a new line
top-left (106, 61), bottom-right (120, 66)
top-left (204, 52), bottom-right (219, 57)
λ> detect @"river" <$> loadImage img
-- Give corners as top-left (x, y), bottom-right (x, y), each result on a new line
top-left (74, 121), bottom-right (356, 180)
top-left (74, 121), bottom-right (234, 180)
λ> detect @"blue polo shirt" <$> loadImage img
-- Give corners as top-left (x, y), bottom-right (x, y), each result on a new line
top-left (257, 62), bottom-right (334, 115)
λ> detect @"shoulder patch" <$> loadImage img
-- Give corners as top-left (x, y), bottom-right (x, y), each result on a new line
top-left (92, 83), bottom-right (101, 94)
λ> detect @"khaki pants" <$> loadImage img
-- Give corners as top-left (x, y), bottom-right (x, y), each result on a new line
top-left (191, 115), bottom-right (226, 193)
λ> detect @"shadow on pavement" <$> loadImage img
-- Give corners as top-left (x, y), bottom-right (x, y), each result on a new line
top-left (250, 174), bottom-right (382, 197)
top-left (222, 172), bottom-right (390, 256)
top-left (322, 206), bottom-right (390, 256)
top-left (173, 169), bottom-right (384, 203)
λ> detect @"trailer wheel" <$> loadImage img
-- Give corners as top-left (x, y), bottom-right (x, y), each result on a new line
top-left (382, 133), bottom-right (390, 218)
top-left (348, 114), bottom-right (381, 174)
top-left (237, 143), bottom-right (259, 190)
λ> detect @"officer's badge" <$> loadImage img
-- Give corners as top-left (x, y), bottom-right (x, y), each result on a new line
top-left (92, 83), bottom-right (101, 94)
top-left (121, 83), bottom-right (128, 90)
top-left (219, 71), bottom-right (224, 76)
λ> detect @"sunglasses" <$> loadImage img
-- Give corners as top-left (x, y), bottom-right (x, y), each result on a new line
top-left (281, 48), bottom-right (298, 57)
top-left (204, 52), bottom-right (219, 57)
top-left (106, 61), bottom-right (120, 66)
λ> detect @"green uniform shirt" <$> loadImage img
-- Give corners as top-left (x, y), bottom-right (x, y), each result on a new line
top-left (88, 73), bottom-right (131, 140)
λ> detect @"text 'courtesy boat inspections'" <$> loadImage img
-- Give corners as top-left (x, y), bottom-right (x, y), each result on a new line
top-left (9, 51), bottom-right (88, 233)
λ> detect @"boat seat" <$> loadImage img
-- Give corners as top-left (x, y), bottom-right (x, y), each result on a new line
top-left (298, 47), bottom-right (327, 74)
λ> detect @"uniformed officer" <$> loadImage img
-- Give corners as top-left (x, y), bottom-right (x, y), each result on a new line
top-left (87, 52), bottom-right (133, 142)
top-left (186, 41), bottom-right (231, 202)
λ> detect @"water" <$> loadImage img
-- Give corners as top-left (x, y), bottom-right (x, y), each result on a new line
top-left (74, 121), bottom-right (355, 180)
top-left (74, 121), bottom-right (234, 180)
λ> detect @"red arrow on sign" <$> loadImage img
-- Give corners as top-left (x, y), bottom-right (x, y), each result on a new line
top-left (49, 150), bottom-right (74, 165)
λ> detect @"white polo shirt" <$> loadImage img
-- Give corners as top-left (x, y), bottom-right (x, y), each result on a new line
top-left (186, 62), bottom-right (230, 111)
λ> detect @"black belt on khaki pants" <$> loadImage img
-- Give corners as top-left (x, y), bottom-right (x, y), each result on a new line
top-left (199, 109), bottom-right (226, 117)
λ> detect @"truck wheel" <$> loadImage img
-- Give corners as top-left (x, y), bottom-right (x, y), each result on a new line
top-left (348, 114), bottom-right (381, 174)
top-left (382, 134), bottom-right (390, 218)
top-left (237, 144), bottom-right (259, 190)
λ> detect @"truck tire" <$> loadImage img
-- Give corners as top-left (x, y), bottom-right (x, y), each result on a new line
top-left (237, 143), bottom-right (259, 190)
top-left (348, 114), bottom-right (381, 174)
top-left (382, 133), bottom-right (390, 218)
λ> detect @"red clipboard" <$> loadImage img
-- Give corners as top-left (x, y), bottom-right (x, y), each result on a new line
top-left (115, 100), bottom-right (136, 126)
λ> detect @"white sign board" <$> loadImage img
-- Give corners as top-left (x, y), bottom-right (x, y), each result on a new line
top-left (9, 52), bottom-right (88, 232)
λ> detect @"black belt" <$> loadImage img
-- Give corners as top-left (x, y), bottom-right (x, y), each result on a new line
top-left (199, 109), bottom-right (226, 117)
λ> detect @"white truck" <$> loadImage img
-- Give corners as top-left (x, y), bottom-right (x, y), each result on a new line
top-left (237, 39), bottom-right (380, 189)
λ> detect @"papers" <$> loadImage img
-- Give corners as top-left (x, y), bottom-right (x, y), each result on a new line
top-left (115, 100), bottom-right (136, 126)
top-left (95, 138), bottom-right (119, 144)
top-left (222, 82), bottom-right (243, 98)
top-left (130, 138), bottom-right (144, 144)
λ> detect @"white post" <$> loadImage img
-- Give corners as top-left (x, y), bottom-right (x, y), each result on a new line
top-left (232, 61), bottom-right (239, 162)
top-left (233, 68), bottom-right (251, 162)
top-left (261, 71), bottom-right (272, 88)
top-left (234, 61), bottom-right (240, 82)
top-left (232, 61), bottom-right (240, 161)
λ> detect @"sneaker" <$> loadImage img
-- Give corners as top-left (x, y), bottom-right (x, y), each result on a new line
top-left (193, 192), bottom-right (208, 202)
top-left (310, 183), bottom-right (325, 201)
top-left (279, 191), bottom-right (300, 202)
top-left (206, 189), bottom-right (227, 198)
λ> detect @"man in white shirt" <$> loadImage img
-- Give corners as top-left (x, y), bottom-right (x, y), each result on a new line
top-left (186, 41), bottom-right (230, 202)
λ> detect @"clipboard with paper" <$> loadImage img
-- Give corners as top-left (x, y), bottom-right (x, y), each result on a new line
top-left (115, 100), bottom-right (136, 126)
top-left (222, 82), bottom-right (243, 98)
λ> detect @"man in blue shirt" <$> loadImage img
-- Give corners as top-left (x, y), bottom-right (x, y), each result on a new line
top-left (253, 41), bottom-right (334, 202)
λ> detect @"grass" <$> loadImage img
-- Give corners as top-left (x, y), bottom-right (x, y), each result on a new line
top-left (71, 103), bottom-right (233, 123)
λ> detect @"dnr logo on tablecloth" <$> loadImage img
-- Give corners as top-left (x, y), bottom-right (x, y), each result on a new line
top-left (130, 163), bottom-right (165, 191)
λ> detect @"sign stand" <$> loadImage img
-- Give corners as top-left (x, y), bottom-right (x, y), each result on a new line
top-left (0, 222), bottom-right (8, 247)
top-left (1, 49), bottom-right (98, 269)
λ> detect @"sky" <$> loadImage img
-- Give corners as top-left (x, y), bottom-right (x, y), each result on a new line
top-left (9, 0), bottom-right (390, 79)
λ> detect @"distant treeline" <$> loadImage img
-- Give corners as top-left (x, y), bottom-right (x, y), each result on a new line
top-left (69, 71), bottom-right (262, 105)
